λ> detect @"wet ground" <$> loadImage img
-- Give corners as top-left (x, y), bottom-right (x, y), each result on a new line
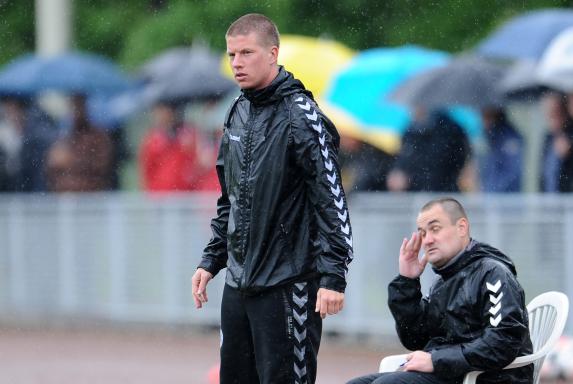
top-left (0, 326), bottom-right (402, 384)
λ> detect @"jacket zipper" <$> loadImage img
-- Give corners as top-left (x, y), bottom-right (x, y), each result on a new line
top-left (237, 108), bottom-right (257, 289)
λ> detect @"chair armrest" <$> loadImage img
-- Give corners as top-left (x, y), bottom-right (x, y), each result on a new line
top-left (463, 353), bottom-right (537, 384)
top-left (462, 371), bottom-right (483, 384)
top-left (379, 354), bottom-right (409, 373)
top-left (504, 353), bottom-right (537, 369)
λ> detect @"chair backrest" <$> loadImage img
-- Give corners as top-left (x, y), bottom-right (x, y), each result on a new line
top-left (526, 291), bottom-right (569, 384)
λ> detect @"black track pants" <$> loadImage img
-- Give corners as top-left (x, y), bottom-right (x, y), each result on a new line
top-left (347, 372), bottom-right (461, 384)
top-left (219, 280), bottom-right (322, 384)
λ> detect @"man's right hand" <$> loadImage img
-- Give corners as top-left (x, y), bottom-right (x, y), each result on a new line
top-left (192, 268), bottom-right (213, 309)
top-left (399, 231), bottom-right (427, 279)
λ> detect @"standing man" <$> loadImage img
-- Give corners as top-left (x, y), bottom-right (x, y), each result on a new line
top-left (192, 14), bottom-right (353, 384)
top-left (348, 197), bottom-right (532, 384)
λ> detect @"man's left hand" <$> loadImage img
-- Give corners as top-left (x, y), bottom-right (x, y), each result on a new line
top-left (402, 351), bottom-right (434, 373)
top-left (315, 288), bottom-right (344, 319)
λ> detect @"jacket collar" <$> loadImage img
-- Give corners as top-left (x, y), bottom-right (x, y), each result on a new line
top-left (242, 66), bottom-right (312, 106)
top-left (432, 240), bottom-right (517, 279)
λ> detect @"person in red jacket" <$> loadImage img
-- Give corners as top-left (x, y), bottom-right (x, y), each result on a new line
top-left (140, 101), bottom-right (218, 192)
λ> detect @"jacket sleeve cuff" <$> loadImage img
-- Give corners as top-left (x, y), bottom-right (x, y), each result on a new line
top-left (319, 274), bottom-right (346, 293)
top-left (395, 274), bottom-right (421, 284)
top-left (431, 346), bottom-right (472, 379)
top-left (197, 260), bottom-right (222, 277)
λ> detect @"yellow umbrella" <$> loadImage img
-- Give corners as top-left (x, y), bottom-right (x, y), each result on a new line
top-left (221, 34), bottom-right (355, 98)
top-left (318, 100), bottom-right (400, 155)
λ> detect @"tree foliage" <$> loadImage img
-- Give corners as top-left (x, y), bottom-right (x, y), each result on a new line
top-left (0, 0), bottom-right (571, 70)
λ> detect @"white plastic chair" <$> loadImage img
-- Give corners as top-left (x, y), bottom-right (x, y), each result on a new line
top-left (379, 291), bottom-right (569, 384)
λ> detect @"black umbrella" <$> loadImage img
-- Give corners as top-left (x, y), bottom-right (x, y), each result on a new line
top-left (389, 56), bottom-right (507, 109)
top-left (139, 45), bottom-right (236, 104)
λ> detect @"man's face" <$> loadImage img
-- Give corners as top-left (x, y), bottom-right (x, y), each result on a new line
top-left (226, 32), bottom-right (278, 90)
top-left (152, 104), bottom-right (175, 129)
top-left (416, 204), bottom-right (468, 268)
top-left (543, 94), bottom-right (566, 133)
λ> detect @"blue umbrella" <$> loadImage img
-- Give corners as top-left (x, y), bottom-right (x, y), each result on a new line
top-left (476, 8), bottom-right (573, 60)
top-left (0, 54), bottom-right (43, 97)
top-left (0, 52), bottom-right (132, 96)
top-left (326, 45), bottom-right (481, 137)
top-left (326, 45), bottom-right (449, 135)
top-left (326, 45), bottom-right (481, 141)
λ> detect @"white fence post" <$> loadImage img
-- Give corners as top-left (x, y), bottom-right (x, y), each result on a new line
top-left (58, 197), bottom-right (76, 311)
top-left (8, 200), bottom-right (25, 308)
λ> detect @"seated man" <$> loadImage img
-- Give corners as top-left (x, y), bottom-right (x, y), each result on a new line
top-left (348, 197), bottom-right (533, 384)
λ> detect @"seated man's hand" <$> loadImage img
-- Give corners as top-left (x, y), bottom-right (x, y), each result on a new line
top-left (399, 231), bottom-right (427, 279)
top-left (402, 350), bottom-right (434, 373)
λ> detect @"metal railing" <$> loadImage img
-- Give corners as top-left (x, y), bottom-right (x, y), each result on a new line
top-left (1, 192), bottom-right (571, 335)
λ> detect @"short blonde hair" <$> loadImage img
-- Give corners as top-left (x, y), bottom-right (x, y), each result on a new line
top-left (226, 13), bottom-right (280, 48)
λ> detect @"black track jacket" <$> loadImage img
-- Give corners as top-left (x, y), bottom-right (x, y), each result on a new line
top-left (388, 241), bottom-right (533, 383)
top-left (198, 67), bottom-right (353, 294)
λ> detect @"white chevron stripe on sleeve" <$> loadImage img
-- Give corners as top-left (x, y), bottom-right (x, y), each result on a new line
top-left (327, 172), bottom-right (337, 185)
top-left (489, 302), bottom-right (501, 315)
top-left (489, 292), bottom-right (504, 305)
top-left (334, 197), bottom-right (344, 209)
top-left (305, 110), bottom-right (318, 121)
top-left (295, 97), bottom-right (353, 258)
top-left (490, 314), bottom-right (502, 327)
top-left (486, 280), bottom-right (501, 293)
top-left (345, 236), bottom-right (353, 247)
top-left (330, 185), bottom-right (341, 197)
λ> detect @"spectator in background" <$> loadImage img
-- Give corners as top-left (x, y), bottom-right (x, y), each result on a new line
top-left (46, 94), bottom-right (114, 192)
top-left (0, 96), bottom-right (58, 192)
top-left (339, 135), bottom-right (395, 193)
top-left (479, 107), bottom-right (524, 192)
top-left (108, 127), bottom-right (130, 190)
top-left (139, 101), bottom-right (218, 192)
top-left (387, 108), bottom-right (471, 192)
top-left (0, 144), bottom-right (8, 190)
top-left (85, 97), bottom-right (132, 190)
top-left (539, 92), bottom-right (573, 193)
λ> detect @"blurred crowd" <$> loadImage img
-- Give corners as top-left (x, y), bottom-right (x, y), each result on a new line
top-left (340, 90), bottom-right (573, 195)
top-left (1, 87), bottom-right (572, 195)
top-left (0, 94), bottom-right (222, 194)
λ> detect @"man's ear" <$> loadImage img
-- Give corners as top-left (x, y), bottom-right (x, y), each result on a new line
top-left (457, 218), bottom-right (469, 237)
top-left (269, 46), bottom-right (279, 65)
